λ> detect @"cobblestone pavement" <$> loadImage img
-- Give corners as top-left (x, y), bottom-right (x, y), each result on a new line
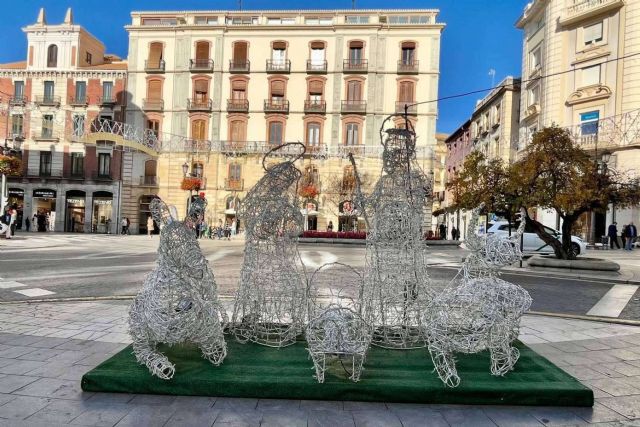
top-left (0, 301), bottom-right (638, 426)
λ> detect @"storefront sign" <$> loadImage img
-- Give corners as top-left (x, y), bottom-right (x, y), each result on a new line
top-left (33, 189), bottom-right (56, 198)
top-left (8, 189), bottom-right (24, 197)
top-left (67, 199), bottom-right (84, 205)
top-left (94, 199), bottom-right (112, 205)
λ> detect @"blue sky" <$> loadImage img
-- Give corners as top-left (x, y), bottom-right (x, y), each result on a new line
top-left (0, 0), bottom-right (529, 134)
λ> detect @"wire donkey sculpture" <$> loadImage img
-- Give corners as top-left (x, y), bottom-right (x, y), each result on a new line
top-left (231, 143), bottom-right (308, 347)
top-left (129, 197), bottom-right (227, 380)
top-left (424, 204), bottom-right (532, 387)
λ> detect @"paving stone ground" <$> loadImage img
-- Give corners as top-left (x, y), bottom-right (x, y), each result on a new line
top-left (0, 301), bottom-right (638, 426)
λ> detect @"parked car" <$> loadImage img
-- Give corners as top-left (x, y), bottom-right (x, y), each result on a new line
top-left (487, 221), bottom-right (587, 256)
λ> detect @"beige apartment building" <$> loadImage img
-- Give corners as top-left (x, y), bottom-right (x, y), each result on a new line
top-left (516, 0), bottom-right (640, 242)
top-left (124, 9), bottom-right (444, 231)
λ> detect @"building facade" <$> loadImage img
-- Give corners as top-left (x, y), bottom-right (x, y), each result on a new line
top-left (0, 8), bottom-right (133, 234)
top-left (125, 9), bottom-right (444, 231)
top-left (516, 0), bottom-right (640, 241)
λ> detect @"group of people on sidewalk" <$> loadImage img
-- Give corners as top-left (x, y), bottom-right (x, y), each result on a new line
top-left (607, 221), bottom-right (638, 250)
top-left (196, 219), bottom-right (237, 240)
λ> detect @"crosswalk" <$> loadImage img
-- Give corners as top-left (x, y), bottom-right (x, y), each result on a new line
top-left (0, 277), bottom-right (56, 298)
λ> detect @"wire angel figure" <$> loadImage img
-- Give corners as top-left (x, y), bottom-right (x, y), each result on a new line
top-left (231, 143), bottom-right (307, 347)
top-left (424, 205), bottom-right (532, 387)
top-left (352, 115), bottom-right (434, 349)
top-left (128, 197), bottom-right (227, 380)
top-left (305, 262), bottom-right (373, 383)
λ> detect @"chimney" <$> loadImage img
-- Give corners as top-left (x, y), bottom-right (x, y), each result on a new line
top-left (36, 7), bottom-right (46, 25)
top-left (63, 8), bottom-right (73, 25)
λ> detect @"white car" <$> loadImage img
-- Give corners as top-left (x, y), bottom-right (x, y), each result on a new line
top-left (487, 221), bottom-right (587, 256)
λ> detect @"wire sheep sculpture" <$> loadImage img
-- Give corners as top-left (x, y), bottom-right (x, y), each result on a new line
top-left (129, 197), bottom-right (227, 380)
top-left (424, 205), bottom-right (532, 387)
top-left (305, 263), bottom-right (373, 383)
top-left (353, 116), bottom-right (434, 349)
top-left (231, 143), bottom-right (307, 347)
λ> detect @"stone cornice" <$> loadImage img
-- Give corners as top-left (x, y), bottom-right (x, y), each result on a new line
top-left (0, 69), bottom-right (127, 79)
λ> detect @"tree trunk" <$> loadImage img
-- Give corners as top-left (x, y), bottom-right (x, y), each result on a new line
top-left (561, 213), bottom-right (579, 260)
top-left (524, 211), bottom-right (569, 259)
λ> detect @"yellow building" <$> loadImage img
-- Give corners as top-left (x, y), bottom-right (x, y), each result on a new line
top-left (124, 9), bottom-right (444, 232)
top-left (516, 0), bottom-right (640, 241)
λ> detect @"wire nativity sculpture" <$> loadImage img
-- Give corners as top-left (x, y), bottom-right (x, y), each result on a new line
top-left (352, 115), bottom-right (434, 349)
top-left (231, 143), bottom-right (308, 347)
top-left (424, 205), bottom-right (532, 387)
top-left (128, 197), bottom-right (227, 380)
top-left (306, 262), bottom-right (373, 383)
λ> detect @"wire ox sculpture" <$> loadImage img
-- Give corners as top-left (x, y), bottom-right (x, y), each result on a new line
top-left (424, 205), bottom-right (532, 387)
top-left (352, 115), bottom-right (434, 349)
top-left (306, 263), bottom-right (373, 383)
top-left (128, 197), bottom-right (227, 380)
top-left (231, 143), bottom-right (308, 347)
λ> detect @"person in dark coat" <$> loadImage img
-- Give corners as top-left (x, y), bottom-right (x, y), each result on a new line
top-left (607, 222), bottom-right (620, 249)
top-left (439, 223), bottom-right (446, 240)
top-left (625, 222), bottom-right (638, 251)
top-left (25, 217), bottom-right (30, 232)
top-left (451, 225), bottom-right (458, 241)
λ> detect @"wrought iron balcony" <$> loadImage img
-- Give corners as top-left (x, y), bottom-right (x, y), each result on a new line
top-left (304, 100), bottom-right (326, 114)
top-left (9, 96), bottom-right (27, 106)
top-left (99, 96), bottom-right (117, 106)
top-left (140, 175), bottom-right (159, 186)
top-left (187, 98), bottom-right (213, 111)
top-left (229, 59), bottom-right (250, 73)
top-left (560, 0), bottom-right (624, 26)
top-left (343, 59), bottom-right (368, 73)
top-left (35, 95), bottom-right (61, 107)
top-left (69, 96), bottom-right (88, 106)
top-left (395, 102), bottom-right (417, 115)
top-left (306, 60), bottom-right (327, 73)
top-left (184, 139), bottom-right (212, 152)
top-left (397, 60), bottom-right (419, 74)
top-left (34, 131), bottom-right (58, 141)
top-left (341, 100), bottom-right (367, 114)
top-left (264, 99), bottom-right (289, 114)
top-left (189, 59), bottom-right (214, 72)
top-left (142, 98), bottom-right (164, 111)
top-left (266, 59), bottom-right (291, 73)
top-left (305, 143), bottom-right (326, 155)
top-left (227, 99), bottom-right (249, 112)
top-left (225, 178), bottom-right (244, 191)
top-left (145, 59), bottom-right (166, 73)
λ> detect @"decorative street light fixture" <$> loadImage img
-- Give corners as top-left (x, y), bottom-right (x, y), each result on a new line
top-left (182, 162), bottom-right (189, 177)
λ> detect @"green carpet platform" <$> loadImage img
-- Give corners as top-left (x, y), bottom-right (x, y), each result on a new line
top-left (81, 339), bottom-right (593, 407)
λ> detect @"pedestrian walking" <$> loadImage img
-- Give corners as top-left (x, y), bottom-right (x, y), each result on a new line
top-left (126, 217), bottom-right (131, 235)
top-left (224, 223), bottom-right (231, 240)
top-left (625, 222), bottom-right (638, 250)
top-left (231, 219), bottom-right (237, 237)
top-left (607, 222), bottom-right (620, 249)
top-left (451, 225), bottom-right (458, 241)
top-left (327, 221), bottom-right (334, 232)
top-left (147, 215), bottom-right (155, 237)
top-left (2, 209), bottom-right (11, 239)
top-left (32, 213), bottom-right (38, 232)
top-left (9, 205), bottom-right (17, 237)
top-left (621, 224), bottom-right (628, 248)
top-left (439, 223), bottom-right (446, 240)
top-left (121, 218), bottom-right (127, 235)
top-left (25, 217), bottom-right (30, 232)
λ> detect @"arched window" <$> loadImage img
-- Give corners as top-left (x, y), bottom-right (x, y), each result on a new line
top-left (47, 45), bottom-right (58, 68)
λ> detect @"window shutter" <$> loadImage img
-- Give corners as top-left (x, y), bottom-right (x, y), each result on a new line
top-left (584, 22), bottom-right (603, 44)
top-left (148, 43), bottom-right (163, 65)
top-left (234, 42), bottom-right (247, 61)
top-left (194, 79), bottom-right (208, 94)
top-left (399, 82), bottom-right (413, 102)
top-left (309, 80), bottom-right (323, 95)
top-left (145, 160), bottom-right (157, 176)
top-left (271, 80), bottom-right (285, 97)
top-left (148, 80), bottom-right (162, 99)
top-left (349, 41), bottom-right (364, 49)
top-left (196, 42), bottom-right (209, 60)
top-left (192, 120), bottom-right (206, 140)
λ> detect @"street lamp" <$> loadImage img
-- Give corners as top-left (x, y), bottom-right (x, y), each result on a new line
top-left (182, 162), bottom-right (189, 177)
top-left (601, 151), bottom-right (611, 165)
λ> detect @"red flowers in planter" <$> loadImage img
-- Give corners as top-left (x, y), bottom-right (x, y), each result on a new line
top-left (180, 177), bottom-right (202, 191)
top-left (299, 184), bottom-right (319, 200)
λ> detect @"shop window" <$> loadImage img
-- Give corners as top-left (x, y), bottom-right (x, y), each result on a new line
top-left (92, 191), bottom-right (113, 234)
top-left (47, 45), bottom-right (58, 67)
top-left (98, 153), bottom-right (111, 177)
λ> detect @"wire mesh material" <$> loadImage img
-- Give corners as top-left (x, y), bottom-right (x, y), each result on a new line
top-left (129, 197), bottom-right (227, 380)
top-left (231, 143), bottom-right (308, 347)
top-left (356, 116), bottom-right (434, 349)
top-left (305, 263), bottom-right (373, 383)
top-left (424, 205), bottom-right (532, 387)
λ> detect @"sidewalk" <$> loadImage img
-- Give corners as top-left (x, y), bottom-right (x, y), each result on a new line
top-left (0, 301), bottom-right (638, 426)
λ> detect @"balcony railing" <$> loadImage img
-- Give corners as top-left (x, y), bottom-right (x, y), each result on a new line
top-left (341, 100), bottom-right (367, 114)
top-left (306, 60), bottom-right (327, 73)
top-left (68, 171), bottom-right (84, 180)
top-left (35, 95), bottom-right (61, 107)
top-left (305, 143), bottom-right (326, 154)
top-left (34, 131), bottom-right (58, 141)
top-left (227, 99), bottom-right (249, 112)
top-left (343, 59), bottom-right (368, 73)
top-left (264, 99), bottom-right (289, 113)
top-left (145, 60), bottom-right (166, 73)
top-left (304, 100), bottom-right (326, 114)
top-left (184, 139), bottom-right (213, 152)
top-left (99, 96), bottom-right (117, 106)
top-left (140, 175), bottom-right (159, 186)
top-left (187, 98), bottom-right (213, 111)
top-left (142, 98), bottom-right (164, 111)
top-left (69, 96), bottom-right (88, 106)
top-left (225, 178), bottom-right (244, 191)
top-left (92, 172), bottom-right (113, 181)
top-left (266, 59), bottom-right (291, 73)
top-left (397, 60), bottom-right (419, 74)
top-left (189, 59), bottom-right (214, 72)
top-left (9, 96), bottom-right (27, 106)
top-left (229, 59), bottom-right (250, 73)
top-left (561, 0), bottom-right (624, 25)
top-left (395, 101), bottom-right (417, 115)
